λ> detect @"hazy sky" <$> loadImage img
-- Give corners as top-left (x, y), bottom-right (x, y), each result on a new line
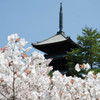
top-left (0, 0), bottom-right (100, 54)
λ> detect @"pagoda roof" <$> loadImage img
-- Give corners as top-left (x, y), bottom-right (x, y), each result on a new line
top-left (33, 31), bottom-right (68, 45)
top-left (32, 31), bottom-right (81, 54)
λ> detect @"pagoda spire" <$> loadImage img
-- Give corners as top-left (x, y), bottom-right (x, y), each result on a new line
top-left (59, 3), bottom-right (63, 32)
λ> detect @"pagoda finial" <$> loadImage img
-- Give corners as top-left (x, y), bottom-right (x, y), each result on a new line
top-left (59, 3), bottom-right (63, 32)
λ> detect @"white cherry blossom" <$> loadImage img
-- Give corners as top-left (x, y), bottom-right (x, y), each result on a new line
top-left (75, 63), bottom-right (80, 72)
top-left (0, 34), bottom-right (100, 100)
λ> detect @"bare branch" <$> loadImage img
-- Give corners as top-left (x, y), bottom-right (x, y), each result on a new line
top-left (0, 91), bottom-right (9, 99)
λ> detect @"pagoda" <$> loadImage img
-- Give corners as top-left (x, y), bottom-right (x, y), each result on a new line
top-left (32, 3), bottom-right (80, 73)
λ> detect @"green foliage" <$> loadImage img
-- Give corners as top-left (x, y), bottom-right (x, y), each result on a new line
top-left (48, 70), bottom-right (54, 77)
top-left (86, 68), bottom-right (100, 74)
top-left (66, 26), bottom-right (100, 76)
top-left (77, 26), bottom-right (100, 68)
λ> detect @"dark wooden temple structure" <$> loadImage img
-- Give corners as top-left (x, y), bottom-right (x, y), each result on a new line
top-left (32, 3), bottom-right (80, 73)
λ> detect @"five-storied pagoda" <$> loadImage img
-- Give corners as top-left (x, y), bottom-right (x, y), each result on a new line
top-left (32, 3), bottom-right (80, 73)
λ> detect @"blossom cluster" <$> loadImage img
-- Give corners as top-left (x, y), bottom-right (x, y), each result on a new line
top-left (0, 34), bottom-right (100, 100)
top-left (75, 63), bottom-right (91, 72)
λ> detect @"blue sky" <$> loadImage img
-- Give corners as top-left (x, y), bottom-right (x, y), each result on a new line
top-left (0, 0), bottom-right (100, 54)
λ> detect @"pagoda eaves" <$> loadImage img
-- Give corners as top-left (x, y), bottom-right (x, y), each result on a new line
top-left (32, 31), bottom-right (81, 54)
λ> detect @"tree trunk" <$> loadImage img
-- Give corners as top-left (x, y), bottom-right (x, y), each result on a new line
top-left (13, 68), bottom-right (15, 100)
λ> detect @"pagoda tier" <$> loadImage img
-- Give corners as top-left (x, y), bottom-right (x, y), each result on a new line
top-left (49, 57), bottom-right (69, 71)
top-left (32, 31), bottom-right (80, 55)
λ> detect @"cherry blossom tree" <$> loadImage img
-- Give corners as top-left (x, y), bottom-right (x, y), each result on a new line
top-left (0, 34), bottom-right (100, 100)
top-left (0, 34), bottom-right (52, 99)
